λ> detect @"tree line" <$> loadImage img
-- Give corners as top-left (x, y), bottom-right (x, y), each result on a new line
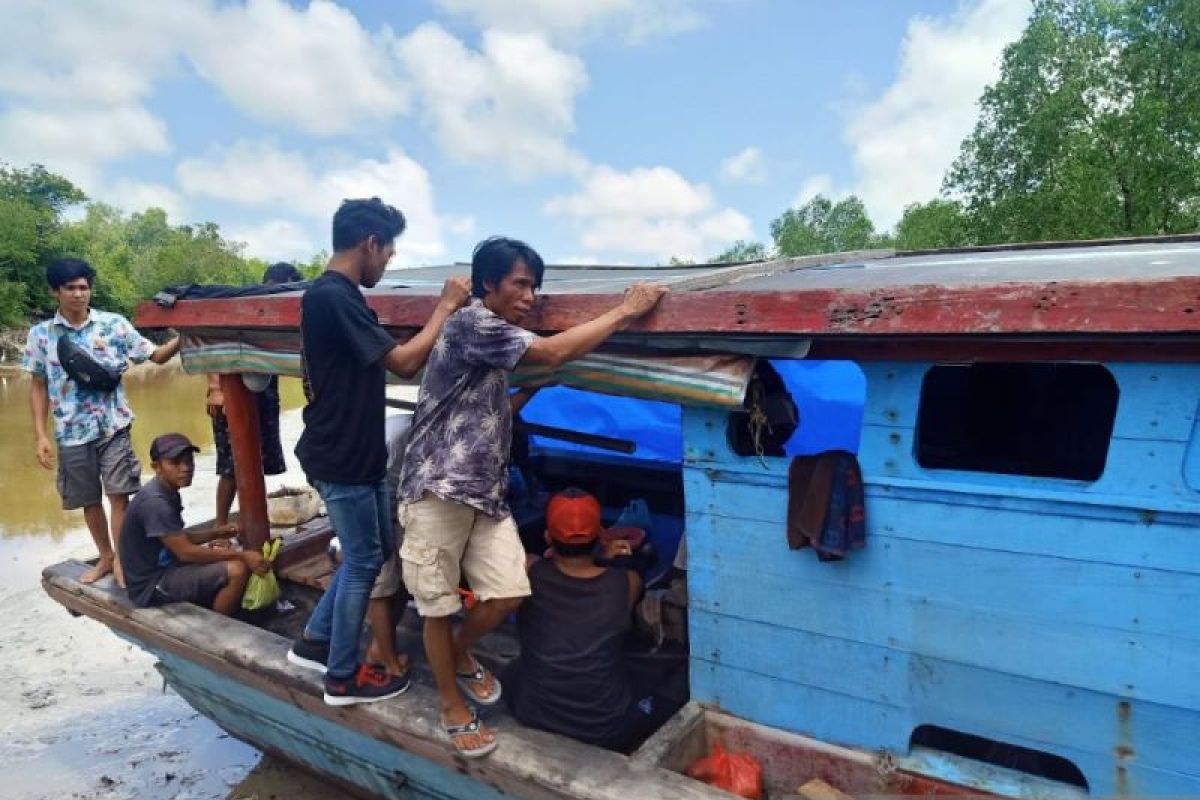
top-left (0, 164), bottom-right (325, 328)
top-left (2, 1), bottom-right (1196, 328)
top-left (713, 0), bottom-right (1199, 263)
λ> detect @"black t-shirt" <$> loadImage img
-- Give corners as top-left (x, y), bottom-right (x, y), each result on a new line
top-left (119, 477), bottom-right (186, 608)
top-left (295, 271), bottom-right (395, 484)
top-left (514, 560), bottom-right (634, 744)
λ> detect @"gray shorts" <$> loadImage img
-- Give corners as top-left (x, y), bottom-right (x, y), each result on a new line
top-left (57, 426), bottom-right (142, 510)
top-left (155, 563), bottom-right (229, 608)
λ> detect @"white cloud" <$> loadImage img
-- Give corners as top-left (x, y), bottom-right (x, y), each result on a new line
top-left (187, 0), bottom-right (409, 137)
top-left (432, 0), bottom-right (704, 43)
top-left (546, 165), bottom-right (752, 261)
top-left (0, 1), bottom-right (191, 186)
top-left (177, 140), bottom-right (451, 261)
top-left (395, 23), bottom-right (589, 179)
top-left (226, 219), bottom-right (318, 263)
top-left (0, 105), bottom-right (170, 188)
top-left (720, 146), bottom-right (767, 184)
top-left (546, 166), bottom-right (712, 218)
top-left (104, 179), bottom-right (186, 222)
top-left (845, 0), bottom-right (1030, 227)
top-left (793, 174), bottom-right (837, 207)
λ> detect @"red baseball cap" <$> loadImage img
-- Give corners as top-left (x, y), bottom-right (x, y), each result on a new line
top-left (547, 489), bottom-right (602, 545)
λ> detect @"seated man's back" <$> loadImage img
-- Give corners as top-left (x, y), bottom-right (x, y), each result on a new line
top-left (515, 557), bottom-right (634, 744)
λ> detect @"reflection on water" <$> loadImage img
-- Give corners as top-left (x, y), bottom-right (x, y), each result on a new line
top-left (0, 363), bottom-right (305, 540)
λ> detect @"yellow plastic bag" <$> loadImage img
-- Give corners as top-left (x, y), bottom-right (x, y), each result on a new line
top-left (241, 537), bottom-right (282, 611)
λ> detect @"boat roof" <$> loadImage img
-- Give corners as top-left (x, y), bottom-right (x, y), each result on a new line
top-left (136, 236), bottom-right (1200, 361)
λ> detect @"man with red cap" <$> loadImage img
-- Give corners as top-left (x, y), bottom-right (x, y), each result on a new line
top-left (503, 488), bottom-right (676, 753)
top-left (119, 432), bottom-right (269, 615)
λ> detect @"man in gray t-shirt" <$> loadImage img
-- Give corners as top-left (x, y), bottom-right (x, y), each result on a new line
top-left (119, 433), bottom-right (267, 614)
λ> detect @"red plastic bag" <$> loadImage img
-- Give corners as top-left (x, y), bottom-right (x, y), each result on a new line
top-left (685, 742), bottom-right (764, 799)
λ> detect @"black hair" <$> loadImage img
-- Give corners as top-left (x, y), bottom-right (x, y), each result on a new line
top-left (471, 236), bottom-right (545, 298)
top-left (262, 261), bottom-right (303, 285)
top-left (46, 258), bottom-right (96, 290)
top-left (550, 539), bottom-right (598, 558)
top-left (331, 198), bottom-right (406, 252)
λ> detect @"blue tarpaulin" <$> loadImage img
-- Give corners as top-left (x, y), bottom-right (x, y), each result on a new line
top-left (522, 360), bottom-right (865, 464)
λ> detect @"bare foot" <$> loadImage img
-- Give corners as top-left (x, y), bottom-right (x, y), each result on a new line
top-left (365, 645), bottom-right (410, 678)
top-left (113, 557), bottom-right (126, 589)
top-left (80, 554), bottom-right (114, 584)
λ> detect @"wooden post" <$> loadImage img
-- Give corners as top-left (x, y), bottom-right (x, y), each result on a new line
top-left (219, 373), bottom-right (269, 551)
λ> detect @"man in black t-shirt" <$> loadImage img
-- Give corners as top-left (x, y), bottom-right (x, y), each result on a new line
top-left (120, 433), bottom-right (268, 615)
top-left (287, 197), bottom-right (469, 707)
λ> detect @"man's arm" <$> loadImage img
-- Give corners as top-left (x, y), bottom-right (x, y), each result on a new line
top-left (381, 277), bottom-right (471, 378)
top-left (149, 335), bottom-right (181, 365)
top-left (161, 529), bottom-right (269, 574)
top-left (520, 283), bottom-right (667, 370)
top-left (29, 376), bottom-right (54, 469)
top-left (206, 373), bottom-right (224, 417)
top-left (186, 522), bottom-right (240, 545)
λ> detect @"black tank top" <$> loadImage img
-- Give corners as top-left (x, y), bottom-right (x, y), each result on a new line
top-left (515, 560), bottom-right (633, 743)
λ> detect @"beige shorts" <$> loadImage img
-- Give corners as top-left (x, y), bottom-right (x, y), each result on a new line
top-left (399, 493), bottom-right (531, 617)
top-left (371, 552), bottom-right (402, 600)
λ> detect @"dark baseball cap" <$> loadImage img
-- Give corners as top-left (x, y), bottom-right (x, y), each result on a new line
top-left (150, 432), bottom-right (200, 461)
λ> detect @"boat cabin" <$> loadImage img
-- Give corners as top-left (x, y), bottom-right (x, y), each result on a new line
top-left (43, 237), bottom-right (1200, 799)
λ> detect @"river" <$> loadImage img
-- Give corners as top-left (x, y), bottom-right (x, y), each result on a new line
top-left (0, 362), bottom-right (342, 799)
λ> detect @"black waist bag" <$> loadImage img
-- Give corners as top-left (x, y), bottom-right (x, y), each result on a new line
top-left (57, 332), bottom-right (122, 392)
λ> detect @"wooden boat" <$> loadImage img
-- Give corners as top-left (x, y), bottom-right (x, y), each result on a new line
top-left (42, 236), bottom-right (1200, 798)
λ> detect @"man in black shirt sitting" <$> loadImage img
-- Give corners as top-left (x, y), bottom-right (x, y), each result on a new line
top-left (120, 433), bottom-right (268, 614)
top-left (505, 489), bottom-right (682, 753)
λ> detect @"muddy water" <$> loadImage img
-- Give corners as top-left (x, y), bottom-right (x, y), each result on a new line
top-left (0, 363), bottom-right (343, 799)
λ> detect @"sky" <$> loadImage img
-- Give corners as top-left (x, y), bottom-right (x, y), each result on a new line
top-left (0, 0), bottom-right (1032, 267)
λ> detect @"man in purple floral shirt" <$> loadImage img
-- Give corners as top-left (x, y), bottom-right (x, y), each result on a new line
top-left (398, 236), bottom-right (666, 757)
top-left (22, 258), bottom-right (180, 585)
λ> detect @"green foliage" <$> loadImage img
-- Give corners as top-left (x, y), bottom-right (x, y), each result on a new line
top-left (0, 164), bottom-right (88, 322)
top-left (712, 240), bottom-right (768, 263)
top-left (894, 199), bottom-right (973, 250)
top-left (770, 195), bottom-right (883, 257)
top-left (946, 0), bottom-right (1200, 243)
top-left (0, 163), bottom-right (319, 328)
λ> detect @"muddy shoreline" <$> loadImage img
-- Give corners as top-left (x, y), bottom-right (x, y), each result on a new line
top-left (0, 389), bottom-right (340, 799)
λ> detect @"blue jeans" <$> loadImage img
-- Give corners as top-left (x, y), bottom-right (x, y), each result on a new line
top-left (304, 479), bottom-right (393, 679)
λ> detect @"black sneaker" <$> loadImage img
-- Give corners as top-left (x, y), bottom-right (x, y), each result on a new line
top-left (323, 664), bottom-right (410, 706)
top-left (287, 636), bottom-right (330, 673)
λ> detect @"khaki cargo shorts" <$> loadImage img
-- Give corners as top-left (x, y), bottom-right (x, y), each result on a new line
top-left (399, 493), bottom-right (531, 617)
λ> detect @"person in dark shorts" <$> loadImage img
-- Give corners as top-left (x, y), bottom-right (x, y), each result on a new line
top-left (504, 489), bottom-right (686, 754)
top-left (206, 262), bottom-right (304, 526)
top-left (119, 433), bottom-right (268, 615)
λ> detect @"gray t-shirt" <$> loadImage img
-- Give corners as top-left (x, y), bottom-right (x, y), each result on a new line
top-left (398, 299), bottom-right (534, 518)
top-left (118, 477), bottom-right (186, 607)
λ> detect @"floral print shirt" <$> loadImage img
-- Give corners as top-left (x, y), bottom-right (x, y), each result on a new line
top-left (21, 309), bottom-right (156, 446)
top-left (398, 299), bottom-right (535, 518)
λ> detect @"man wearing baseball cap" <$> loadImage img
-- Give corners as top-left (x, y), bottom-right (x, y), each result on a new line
top-left (119, 432), bottom-right (268, 614)
top-left (503, 488), bottom-right (669, 752)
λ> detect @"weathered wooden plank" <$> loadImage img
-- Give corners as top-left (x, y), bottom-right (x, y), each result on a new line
top-left (690, 661), bottom-right (1200, 797)
top-left (134, 274), bottom-right (1200, 338)
top-left (687, 556), bottom-right (1200, 709)
top-left (688, 474), bottom-right (1200, 574)
top-left (39, 561), bottom-right (729, 800)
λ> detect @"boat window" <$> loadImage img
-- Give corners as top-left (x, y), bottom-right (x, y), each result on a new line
top-left (916, 363), bottom-right (1118, 481)
top-left (911, 725), bottom-right (1089, 790)
top-left (727, 360), bottom-right (865, 457)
